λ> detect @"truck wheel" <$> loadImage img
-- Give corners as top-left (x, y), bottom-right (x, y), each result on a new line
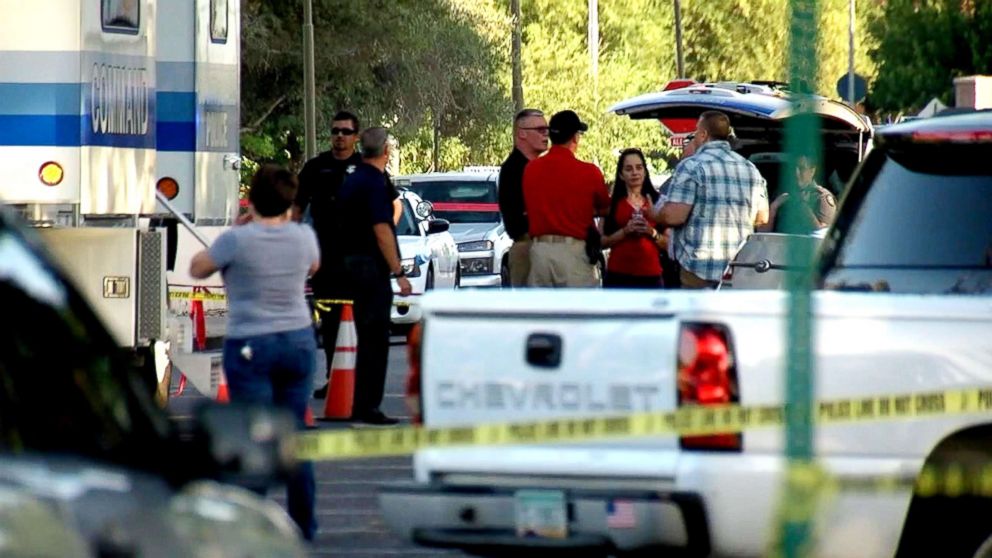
top-left (904, 491), bottom-right (992, 558)
top-left (976, 534), bottom-right (992, 558)
top-left (501, 256), bottom-right (511, 287)
top-left (897, 433), bottom-right (992, 558)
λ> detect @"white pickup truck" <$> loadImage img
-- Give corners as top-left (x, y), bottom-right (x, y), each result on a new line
top-left (378, 113), bottom-right (992, 557)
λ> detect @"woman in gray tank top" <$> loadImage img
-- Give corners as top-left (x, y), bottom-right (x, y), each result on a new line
top-left (190, 165), bottom-right (320, 541)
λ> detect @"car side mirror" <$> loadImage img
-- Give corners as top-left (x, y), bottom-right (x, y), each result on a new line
top-left (415, 200), bottom-right (434, 219)
top-left (192, 403), bottom-right (298, 492)
top-left (427, 219), bottom-right (450, 234)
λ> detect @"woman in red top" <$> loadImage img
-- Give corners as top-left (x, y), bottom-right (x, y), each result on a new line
top-left (602, 148), bottom-right (663, 288)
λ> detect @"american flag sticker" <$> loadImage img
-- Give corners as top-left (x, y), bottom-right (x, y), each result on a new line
top-left (606, 499), bottom-right (637, 529)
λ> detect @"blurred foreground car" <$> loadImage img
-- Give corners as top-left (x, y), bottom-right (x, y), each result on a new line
top-left (0, 209), bottom-right (307, 557)
top-left (398, 169), bottom-right (513, 288)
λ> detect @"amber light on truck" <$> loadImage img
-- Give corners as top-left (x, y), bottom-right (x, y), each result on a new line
top-left (677, 323), bottom-right (742, 451)
top-left (156, 177), bottom-right (179, 200)
top-left (39, 162), bottom-right (64, 186)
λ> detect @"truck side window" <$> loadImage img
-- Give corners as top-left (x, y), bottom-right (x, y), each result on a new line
top-left (211, 0), bottom-right (229, 43)
top-left (102, 0), bottom-right (140, 34)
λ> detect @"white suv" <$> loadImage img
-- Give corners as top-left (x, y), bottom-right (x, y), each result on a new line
top-left (396, 170), bottom-right (513, 288)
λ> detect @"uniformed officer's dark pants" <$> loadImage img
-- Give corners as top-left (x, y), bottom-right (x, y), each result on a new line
top-left (314, 262), bottom-right (349, 381)
top-left (343, 255), bottom-right (393, 417)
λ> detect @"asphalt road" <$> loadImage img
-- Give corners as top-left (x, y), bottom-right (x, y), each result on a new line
top-left (167, 336), bottom-right (466, 558)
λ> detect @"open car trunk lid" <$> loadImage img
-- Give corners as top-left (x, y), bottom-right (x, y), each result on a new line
top-left (609, 82), bottom-right (873, 198)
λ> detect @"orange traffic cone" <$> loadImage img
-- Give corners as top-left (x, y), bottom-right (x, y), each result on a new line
top-left (191, 288), bottom-right (207, 351)
top-left (304, 407), bottom-right (315, 428)
top-left (320, 304), bottom-right (357, 420)
top-left (215, 369), bottom-right (230, 403)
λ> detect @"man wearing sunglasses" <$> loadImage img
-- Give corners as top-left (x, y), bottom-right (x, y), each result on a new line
top-left (296, 110), bottom-right (364, 399)
top-left (498, 108), bottom-right (549, 287)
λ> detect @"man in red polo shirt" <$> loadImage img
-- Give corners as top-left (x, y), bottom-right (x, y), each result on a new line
top-left (523, 110), bottom-right (610, 287)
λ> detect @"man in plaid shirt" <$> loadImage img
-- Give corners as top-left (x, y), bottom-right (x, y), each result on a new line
top-left (647, 111), bottom-right (769, 288)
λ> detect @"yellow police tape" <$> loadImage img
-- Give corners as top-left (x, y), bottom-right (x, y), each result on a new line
top-left (295, 387), bottom-right (992, 463)
top-left (313, 298), bottom-right (413, 312)
top-left (168, 291), bottom-right (226, 301)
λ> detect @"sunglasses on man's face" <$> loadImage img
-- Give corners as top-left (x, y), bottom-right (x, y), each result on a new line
top-left (331, 127), bottom-right (357, 136)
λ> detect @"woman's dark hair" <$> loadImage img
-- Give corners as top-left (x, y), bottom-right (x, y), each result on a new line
top-left (604, 148), bottom-right (658, 235)
top-left (248, 164), bottom-right (298, 217)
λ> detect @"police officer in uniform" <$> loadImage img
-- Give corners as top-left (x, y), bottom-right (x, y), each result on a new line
top-left (335, 127), bottom-right (412, 425)
top-left (762, 155), bottom-right (837, 234)
top-left (296, 110), bottom-right (363, 398)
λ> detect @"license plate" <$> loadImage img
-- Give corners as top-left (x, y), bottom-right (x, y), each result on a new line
top-left (514, 489), bottom-right (567, 539)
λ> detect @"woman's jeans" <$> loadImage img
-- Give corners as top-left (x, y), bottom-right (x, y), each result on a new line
top-left (223, 326), bottom-right (317, 541)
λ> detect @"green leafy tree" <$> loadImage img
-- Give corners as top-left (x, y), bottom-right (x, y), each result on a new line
top-left (517, 0), bottom-right (677, 176)
top-left (682, 0), bottom-right (789, 86)
top-left (816, 0), bottom-right (881, 101)
top-left (240, 0), bottom-right (511, 176)
top-left (869, 0), bottom-right (992, 112)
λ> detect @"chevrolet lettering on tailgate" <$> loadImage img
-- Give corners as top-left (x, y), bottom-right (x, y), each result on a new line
top-left (436, 381), bottom-right (663, 412)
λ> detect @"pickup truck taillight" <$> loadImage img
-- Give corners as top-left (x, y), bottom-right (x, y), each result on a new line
top-left (405, 323), bottom-right (423, 425)
top-left (677, 323), bottom-right (742, 451)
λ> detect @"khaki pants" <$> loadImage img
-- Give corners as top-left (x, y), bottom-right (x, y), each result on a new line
top-left (679, 267), bottom-right (719, 289)
top-left (528, 238), bottom-right (599, 288)
top-left (508, 236), bottom-right (531, 288)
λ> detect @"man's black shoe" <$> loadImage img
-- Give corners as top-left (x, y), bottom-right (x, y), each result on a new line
top-left (352, 409), bottom-right (399, 426)
top-left (312, 384), bottom-right (328, 399)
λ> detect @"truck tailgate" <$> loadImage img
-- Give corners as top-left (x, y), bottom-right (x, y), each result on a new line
top-left (419, 290), bottom-right (683, 452)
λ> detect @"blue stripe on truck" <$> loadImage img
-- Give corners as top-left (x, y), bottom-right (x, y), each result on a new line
top-left (0, 115), bottom-right (80, 146)
top-left (0, 82), bottom-right (235, 151)
top-left (157, 121), bottom-right (196, 151)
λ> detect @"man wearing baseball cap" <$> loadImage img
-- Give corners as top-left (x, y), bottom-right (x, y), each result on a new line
top-left (522, 110), bottom-right (610, 287)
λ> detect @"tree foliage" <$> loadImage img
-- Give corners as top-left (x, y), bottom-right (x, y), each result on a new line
top-left (241, 0), bottom-right (511, 173)
top-left (240, 0), bottom-right (892, 180)
top-left (869, 0), bottom-right (992, 112)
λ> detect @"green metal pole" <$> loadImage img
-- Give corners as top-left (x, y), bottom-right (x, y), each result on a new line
top-left (776, 0), bottom-right (822, 556)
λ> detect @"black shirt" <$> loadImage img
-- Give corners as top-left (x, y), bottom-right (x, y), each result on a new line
top-left (336, 162), bottom-right (397, 273)
top-left (296, 151), bottom-right (363, 295)
top-left (498, 148), bottom-right (530, 241)
top-left (296, 150), bottom-right (364, 229)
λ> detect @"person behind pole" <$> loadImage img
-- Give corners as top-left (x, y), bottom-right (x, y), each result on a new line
top-left (601, 148), bottom-right (663, 288)
top-left (335, 127), bottom-right (411, 425)
top-left (759, 154), bottom-right (837, 235)
top-left (523, 110), bottom-right (610, 288)
top-left (295, 110), bottom-right (362, 399)
top-left (644, 110), bottom-right (769, 289)
top-left (189, 165), bottom-right (320, 541)
top-left (498, 108), bottom-right (549, 287)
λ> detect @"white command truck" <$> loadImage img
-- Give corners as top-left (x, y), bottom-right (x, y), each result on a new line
top-left (379, 114), bottom-right (992, 557)
top-left (0, 0), bottom-right (241, 401)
